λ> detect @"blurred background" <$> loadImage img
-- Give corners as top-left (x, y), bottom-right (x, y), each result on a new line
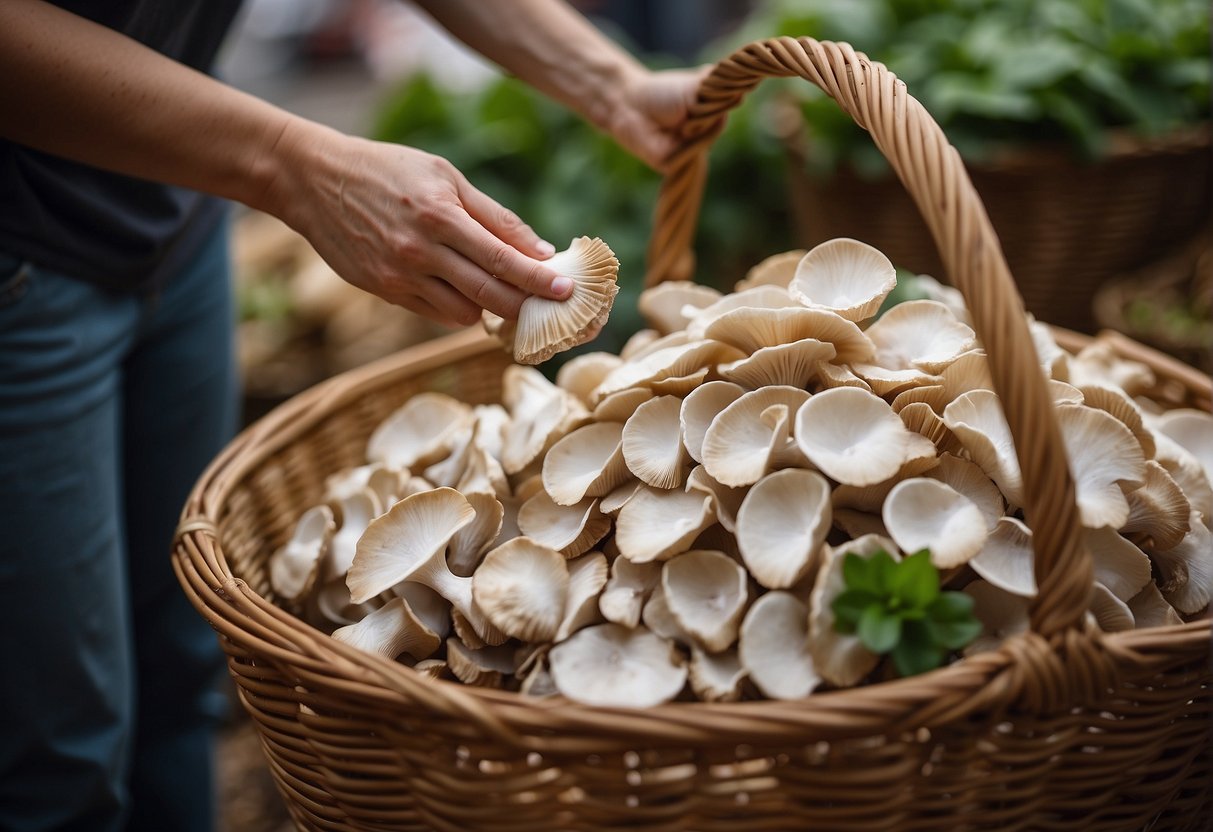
top-left (214, 2), bottom-right (1208, 825)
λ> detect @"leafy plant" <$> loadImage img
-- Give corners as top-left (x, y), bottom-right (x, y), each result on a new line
top-left (717, 0), bottom-right (1211, 173)
top-left (832, 549), bottom-right (983, 676)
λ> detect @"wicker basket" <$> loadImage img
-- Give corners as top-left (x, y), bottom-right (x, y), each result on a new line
top-left (175, 38), bottom-right (1213, 831)
top-left (784, 119), bottom-right (1211, 335)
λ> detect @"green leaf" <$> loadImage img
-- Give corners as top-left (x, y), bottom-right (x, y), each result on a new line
top-left (841, 552), bottom-right (877, 594)
top-left (868, 550), bottom-right (898, 595)
top-left (832, 589), bottom-right (879, 632)
top-left (928, 591), bottom-right (977, 622)
top-left (891, 626), bottom-right (947, 677)
top-left (858, 605), bottom-right (902, 654)
top-left (891, 549), bottom-right (940, 610)
top-left (925, 615), bottom-right (984, 651)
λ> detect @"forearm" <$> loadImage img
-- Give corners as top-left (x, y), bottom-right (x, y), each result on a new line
top-left (0, 0), bottom-right (315, 214)
top-left (411, 0), bottom-right (648, 132)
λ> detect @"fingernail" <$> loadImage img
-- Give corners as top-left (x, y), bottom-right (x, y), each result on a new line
top-left (537, 240), bottom-right (556, 257)
top-left (551, 275), bottom-right (573, 296)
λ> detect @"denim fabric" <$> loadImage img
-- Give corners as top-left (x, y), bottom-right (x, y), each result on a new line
top-left (0, 219), bottom-right (237, 832)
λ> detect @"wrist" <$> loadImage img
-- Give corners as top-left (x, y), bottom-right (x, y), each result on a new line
top-left (243, 115), bottom-right (341, 226)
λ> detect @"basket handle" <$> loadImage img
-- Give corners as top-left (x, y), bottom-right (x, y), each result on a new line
top-left (646, 37), bottom-right (1091, 639)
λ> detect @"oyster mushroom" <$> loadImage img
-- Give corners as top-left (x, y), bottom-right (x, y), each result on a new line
top-left (702, 386), bottom-right (811, 487)
top-left (1067, 339), bottom-right (1155, 396)
top-left (446, 638), bottom-right (517, 688)
top-left (622, 395), bottom-right (690, 489)
top-left (684, 285), bottom-right (800, 339)
top-left (1127, 583), bottom-right (1184, 629)
top-left (638, 280), bottom-right (722, 334)
top-left (969, 516), bottom-right (1035, 597)
top-left (541, 421), bottom-right (629, 506)
top-left (736, 469), bottom-right (831, 589)
top-left (706, 305), bottom-right (875, 364)
top-left (472, 538), bottom-right (569, 642)
top-left (680, 381), bottom-right (745, 464)
top-left (269, 504), bottom-right (335, 603)
top-left (491, 236), bottom-right (620, 365)
top-left (717, 338), bottom-right (837, 390)
top-left (661, 550), bottom-right (749, 652)
top-left (882, 478), bottom-right (988, 569)
top-left (593, 387), bottom-right (655, 422)
top-left (500, 366), bottom-right (588, 475)
top-left (598, 479), bottom-right (643, 516)
top-left (794, 387), bottom-right (936, 488)
top-left (330, 595), bottom-right (442, 660)
top-left (555, 551), bottom-right (609, 641)
top-left (614, 485), bottom-right (716, 563)
top-left (516, 491), bottom-right (610, 558)
top-left (787, 237), bottom-right (897, 322)
top-left (1057, 404), bottom-right (1145, 529)
top-left (1084, 526), bottom-right (1152, 602)
top-left (328, 489), bottom-right (382, 579)
top-left (923, 454), bottom-right (1006, 530)
top-left (1078, 385), bottom-right (1155, 459)
top-left (446, 492), bottom-right (504, 577)
top-left (962, 580), bottom-right (1031, 655)
top-left (942, 390), bottom-right (1024, 506)
top-left (591, 339), bottom-right (743, 402)
top-left (815, 361), bottom-right (872, 392)
top-left (738, 591), bottom-right (820, 700)
top-left (860, 300), bottom-right (976, 376)
top-left (556, 352), bottom-right (623, 406)
top-left (684, 465), bottom-right (747, 533)
top-left (1089, 582), bottom-right (1135, 632)
top-left (898, 402), bottom-right (963, 457)
top-left (688, 648), bottom-right (746, 703)
top-left (599, 556), bottom-right (661, 628)
top-left (1153, 409), bottom-right (1213, 485)
top-left (640, 583), bottom-right (694, 645)
top-left (1152, 433), bottom-right (1213, 524)
top-left (549, 623), bottom-right (688, 707)
top-left (808, 534), bottom-right (901, 687)
top-left (1122, 460), bottom-right (1191, 551)
top-left (734, 249), bottom-right (805, 292)
top-left (324, 464), bottom-right (380, 504)
top-left (1150, 510), bottom-right (1213, 614)
top-left (367, 392), bottom-right (472, 470)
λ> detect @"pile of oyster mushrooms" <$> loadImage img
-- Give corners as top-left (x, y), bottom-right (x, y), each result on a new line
top-left (268, 237), bottom-right (1213, 707)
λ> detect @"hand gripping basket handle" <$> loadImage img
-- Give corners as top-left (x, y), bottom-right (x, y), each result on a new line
top-left (646, 37), bottom-right (1091, 639)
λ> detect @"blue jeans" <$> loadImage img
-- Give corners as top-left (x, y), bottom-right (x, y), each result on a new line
top-left (0, 222), bottom-right (237, 832)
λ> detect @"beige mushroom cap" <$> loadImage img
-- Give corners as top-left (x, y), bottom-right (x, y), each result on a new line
top-left (683, 285), bottom-right (800, 340)
top-left (555, 551), bottom-right (609, 641)
top-left (702, 386), bottom-right (811, 487)
top-left (684, 465), bottom-right (748, 534)
top-left (599, 556), bottom-right (661, 629)
top-left (328, 489), bottom-right (383, 580)
top-left (367, 393), bottom-right (472, 470)
top-left (1089, 582), bottom-right (1135, 632)
top-left (516, 491), bottom-right (610, 558)
top-left (787, 237), bottom-right (897, 322)
top-left (446, 638), bottom-right (517, 688)
top-left (1154, 409), bottom-right (1213, 485)
top-left (622, 395), bottom-right (691, 489)
top-left (614, 486), bottom-right (716, 563)
top-left (1084, 526), bottom-right (1152, 602)
top-left (923, 454), bottom-right (1006, 530)
top-left (330, 596), bottom-right (442, 661)
top-left (736, 469), bottom-right (831, 589)
top-left (504, 237), bottom-right (620, 365)
top-left (446, 491), bottom-right (505, 577)
top-left (735, 249), bottom-right (805, 292)
top-left (688, 648), bottom-right (747, 703)
top-left (1057, 404), bottom-right (1145, 529)
top-left (542, 421), bottom-right (629, 506)
top-left (662, 550), bottom-right (749, 652)
top-left (1122, 460), bottom-right (1192, 551)
top-left (882, 478), bottom-right (988, 569)
top-left (556, 352), bottom-right (623, 406)
top-left (862, 300), bottom-right (977, 375)
top-left (549, 623), bottom-right (688, 707)
top-left (794, 387), bottom-right (936, 487)
top-left (680, 381), bottom-right (745, 464)
top-left (472, 538), bottom-right (569, 642)
top-left (501, 366), bottom-right (587, 475)
top-left (1151, 510), bottom-right (1213, 614)
top-left (739, 591), bottom-right (821, 700)
top-left (943, 390), bottom-right (1024, 506)
top-left (962, 580), bottom-right (1031, 656)
top-left (638, 280), bottom-right (722, 335)
top-left (1126, 582), bottom-right (1184, 629)
top-left (270, 504), bottom-right (335, 603)
top-left (717, 338), bottom-right (837, 390)
top-left (592, 339), bottom-right (743, 402)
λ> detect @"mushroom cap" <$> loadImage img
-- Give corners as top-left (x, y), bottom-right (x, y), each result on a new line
top-left (684, 285), bottom-right (800, 340)
top-left (598, 479), bottom-right (643, 516)
top-left (1084, 526), bottom-right (1152, 602)
top-left (1154, 409), bottom-right (1213, 485)
top-left (680, 381), bottom-right (745, 465)
top-left (942, 390), bottom-right (1024, 506)
top-left (638, 280), bottom-right (722, 334)
top-left (472, 538), bottom-right (570, 642)
top-left (684, 465), bottom-right (748, 533)
top-left (717, 338), bottom-right (837, 390)
top-left (735, 249), bottom-right (806, 292)
top-left (962, 580), bottom-right (1031, 655)
top-left (787, 238), bottom-right (897, 322)
top-left (1057, 404), bottom-right (1145, 529)
top-left (346, 487), bottom-right (475, 605)
top-left (446, 492), bottom-right (505, 577)
top-left (622, 395), bottom-right (690, 489)
top-left (702, 386), bottom-right (811, 487)
top-left (662, 550), bottom-right (749, 652)
top-left (330, 595), bottom-right (442, 660)
top-left (898, 402), bottom-right (963, 457)
top-left (542, 421), bottom-right (629, 506)
top-left (1089, 582), bottom-right (1135, 632)
top-left (592, 339), bottom-right (743, 401)
top-left (736, 469), bottom-right (831, 589)
top-left (1152, 432), bottom-right (1213, 523)
top-left (1122, 460), bottom-right (1192, 551)
top-left (555, 551), bottom-right (609, 641)
top-left (593, 387), bottom-right (655, 422)
top-left (794, 387), bottom-right (936, 487)
top-left (862, 300), bottom-right (976, 374)
top-left (1067, 338), bottom-right (1156, 396)
top-left (923, 454), bottom-right (1006, 530)
top-left (1126, 582), bottom-right (1184, 629)
top-left (1151, 510), bottom-right (1213, 614)
top-left (614, 486), bottom-right (716, 563)
top-left (516, 492), bottom-right (610, 558)
top-left (808, 534), bottom-right (900, 687)
top-left (882, 478), bottom-right (988, 569)
top-left (814, 360), bottom-right (873, 392)
top-left (739, 591), bottom-right (821, 700)
top-left (506, 237), bottom-right (620, 365)
top-left (549, 623), bottom-right (688, 707)
top-left (599, 556), bottom-right (661, 628)
top-left (556, 352), bottom-right (623, 406)
top-left (270, 504), bottom-right (335, 602)
top-left (328, 489), bottom-right (383, 579)
top-left (501, 367), bottom-right (587, 475)
top-left (367, 393), bottom-right (472, 470)
top-left (688, 648), bottom-right (747, 703)
top-left (969, 516), bottom-right (1036, 597)
top-left (446, 638), bottom-right (517, 688)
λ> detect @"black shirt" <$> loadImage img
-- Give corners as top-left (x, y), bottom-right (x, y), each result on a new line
top-left (0, 1), bottom-right (245, 294)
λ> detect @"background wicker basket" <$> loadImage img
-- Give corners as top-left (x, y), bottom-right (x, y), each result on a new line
top-left (175, 38), bottom-right (1213, 831)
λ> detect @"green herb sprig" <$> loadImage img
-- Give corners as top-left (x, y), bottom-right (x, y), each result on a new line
top-left (832, 549), bottom-right (982, 677)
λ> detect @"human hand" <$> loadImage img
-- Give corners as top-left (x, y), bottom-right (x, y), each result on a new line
top-left (263, 125), bottom-right (571, 327)
top-left (604, 66), bottom-right (710, 171)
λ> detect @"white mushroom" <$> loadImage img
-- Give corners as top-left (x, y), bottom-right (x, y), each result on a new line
top-left (736, 469), bottom-right (831, 589)
top-left (680, 381), bottom-right (745, 464)
top-left (501, 366), bottom-right (588, 475)
top-left (541, 421), bottom-right (629, 506)
top-left (808, 534), bottom-right (900, 687)
top-left (614, 486), bottom-right (715, 563)
top-left (640, 582), bottom-right (694, 645)
top-left (1152, 432), bottom-right (1213, 524)
top-left (923, 454), bottom-right (1006, 530)
top-left (1067, 338), bottom-right (1156, 396)
top-left (328, 490), bottom-right (382, 579)
top-left (738, 591), bottom-right (820, 700)
top-left (555, 551), bottom-right (609, 641)
top-left (1078, 385), bottom-right (1156, 458)
top-left (638, 280), bottom-right (722, 334)
top-left (446, 491), bottom-right (504, 576)
top-left (717, 338), bottom-right (837, 389)
top-left (683, 285), bottom-right (800, 340)
top-left (622, 395), bottom-right (690, 489)
top-left (597, 479), bottom-right (643, 516)
top-left (706, 305), bottom-right (876, 365)
top-left (446, 638), bottom-right (517, 688)
top-left (734, 249), bottom-right (805, 292)
top-left (1057, 404), bottom-right (1145, 529)
top-left (367, 393), bottom-right (472, 470)
top-left (516, 491), bottom-right (610, 558)
top-left (1153, 409), bottom-right (1213, 485)
top-left (593, 387), bottom-right (655, 422)
top-left (549, 624), bottom-right (688, 707)
top-left (860, 300), bottom-right (976, 374)
top-left (1089, 582), bottom-right (1135, 632)
top-left (556, 352), bottom-right (623, 406)
top-left (472, 538), bottom-right (569, 642)
top-left (599, 557), bottom-right (661, 628)
top-left (794, 387), bottom-right (936, 487)
top-left (661, 550), bottom-right (749, 652)
top-left (969, 517), bottom-right (1035, 597)
top-left (962, 580), bottom-right (1031, 655)
top-left (898, 402), bottom-right (963, 457)
top-left (330, 596), bottom-right (441, 660)
top-left (688, 648), bottom-right (747, 703)
top-left (1122, 460), bottom-right (1191, 551)
top-left (814, 360), bottom-right (873, 392)
top-left (702, 386), bottom-right (811, 487)
top-left (1150, 510), bottom-right (1213, 614)
top-left (882, 478), bottom-right (988, 569)
top-left (942, 390), bottom-right (1024, 506)
top-left (787, 237), bottom-right (897, 322)
top-left (499, 236), bottom-right (620, 365)
top-left (1084, 526), bottom-right (1153, 602)
top-left (1126, 583), bottom-right (1184, 629)
top-left (269, 505), bottom-right (335, 603)
top-left (684, 465), bottom-right (747, 533)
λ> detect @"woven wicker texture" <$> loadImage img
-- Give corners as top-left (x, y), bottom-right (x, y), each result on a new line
top-left (175, 38), bottom-right (1213, 831)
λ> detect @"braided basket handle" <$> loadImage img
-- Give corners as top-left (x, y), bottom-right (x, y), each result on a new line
top-left (646, 37), bottom-right (1091, 638)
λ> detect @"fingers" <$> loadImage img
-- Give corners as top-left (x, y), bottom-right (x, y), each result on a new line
top-left (428, 244), bottom-right (530, 320)
top-left (457, 177), bottom-right (556, 260)
top-left (389, 273), bottom-right (481, 328)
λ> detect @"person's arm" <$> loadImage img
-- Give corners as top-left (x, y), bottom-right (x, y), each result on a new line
top-left (412, 0), bottom-right (705, 170)
top-left (0, 0), bottom-right (572, 326)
